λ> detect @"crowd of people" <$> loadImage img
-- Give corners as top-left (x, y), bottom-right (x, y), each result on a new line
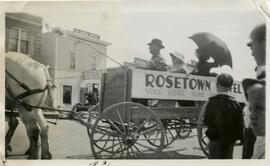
top-left (145, 23), bottom-right (266, 159)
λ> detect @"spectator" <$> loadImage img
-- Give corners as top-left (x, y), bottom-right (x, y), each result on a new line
top-left (204, 73), bottom-right (244, 159)
top-left (242, 23), bottom-right (266, 159)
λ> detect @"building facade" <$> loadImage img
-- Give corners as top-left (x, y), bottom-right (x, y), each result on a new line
top-left (39, 28), bottom-right (111, 110)
top-left (5, 13), bottom-right (43, 57)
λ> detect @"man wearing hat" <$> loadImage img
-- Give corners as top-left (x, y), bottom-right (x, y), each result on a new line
top-left (203, 73), bottom-right (244, 159)
top-left (148, 38), bottom-right (167, 71)
top-left (242, 23), bottom-right (266, 159)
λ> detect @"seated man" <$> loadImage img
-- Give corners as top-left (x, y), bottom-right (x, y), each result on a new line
top-left (133, 38), bottom-right (167, 106)
top-left (191, 49), bottom-right (218, 77)
top-left (148, 38), bottom-right (168, 71)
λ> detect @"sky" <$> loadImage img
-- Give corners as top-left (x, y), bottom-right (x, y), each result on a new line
top-left (3, 0), bottom-right (266, 80)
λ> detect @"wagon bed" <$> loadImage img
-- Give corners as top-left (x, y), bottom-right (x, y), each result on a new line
top-left (88, 67), bottom-right (246, 159)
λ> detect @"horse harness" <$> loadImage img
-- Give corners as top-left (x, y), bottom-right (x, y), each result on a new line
top-left (5, 70), bottom-right (54, 112)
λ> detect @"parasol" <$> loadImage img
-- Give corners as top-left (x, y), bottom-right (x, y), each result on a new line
top-left (189, 32), bottom-right (233, 68)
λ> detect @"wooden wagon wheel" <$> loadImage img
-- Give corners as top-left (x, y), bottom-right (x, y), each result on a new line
top-left (197, 104), bottom-right (209, 157)
top-left (144, 119), bottom-right (178, 147)
top-left (90, 102), bottom-right (165, 159)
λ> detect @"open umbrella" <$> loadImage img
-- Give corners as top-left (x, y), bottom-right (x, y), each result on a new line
top-left (189, 32), bottom-right (233, 68)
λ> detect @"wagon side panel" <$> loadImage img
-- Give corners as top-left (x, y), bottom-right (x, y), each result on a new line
top-left (100, 67), bottom-right (132, 111)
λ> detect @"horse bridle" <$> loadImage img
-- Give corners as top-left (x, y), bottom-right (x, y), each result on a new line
top-left (5, 69), bottom-right (55, 112)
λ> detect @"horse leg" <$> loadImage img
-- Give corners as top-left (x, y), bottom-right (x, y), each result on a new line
top-left (5, 116), bottom-right (19, 154)
top-left (26, 124), bottom-right (40, 159)
top-left (34, 108), bottom-right (52, 159)
top-left (19, 109), bottom-right (40, 159)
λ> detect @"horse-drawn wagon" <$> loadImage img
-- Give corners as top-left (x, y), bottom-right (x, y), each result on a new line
top-left (5, 54), bottom-right (246, 159)
top-left (88, 67), bottom-right (246, 159)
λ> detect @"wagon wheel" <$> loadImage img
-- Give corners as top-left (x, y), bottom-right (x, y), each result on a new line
top-left (197, 104), bottom-right (209, 157)
top-left (144, 119), bottom-right (178, 147)
top-left (177, 119), bottom-right (192, 139)
top-left (90, 102), bottom-right (165, 159)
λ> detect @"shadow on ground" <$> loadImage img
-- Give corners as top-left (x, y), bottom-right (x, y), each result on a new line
top-left (65, 150), bottom-right (206, 159)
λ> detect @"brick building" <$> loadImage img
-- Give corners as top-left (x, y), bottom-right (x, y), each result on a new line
top-left (5, 13), bottom-right (43, 58)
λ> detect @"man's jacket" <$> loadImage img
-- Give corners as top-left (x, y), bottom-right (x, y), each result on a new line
top-left (203, 94), bottom-right (244, 142)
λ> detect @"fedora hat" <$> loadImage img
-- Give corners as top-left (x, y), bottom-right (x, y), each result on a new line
top-left (148, 38), bottom-right (165, 48)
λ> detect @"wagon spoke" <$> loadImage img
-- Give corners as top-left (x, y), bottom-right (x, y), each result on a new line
top-left (135, 142), bottom-right (159, 152)
top-left (96, 132), bottom-right (107, 141)
top-left (133, 144), bottom-right (141, 153)
top-left (164, 129), bottom-right (169, 144)
top-left (167, 127), bottom-right (174, 138)
top-left (134, 116), bottom-right (152, 133)
top-left (119, 144), bottom-right (126, 158)
top-left (116, 109), bottom-right (126, 133)
top-left (126, 107), bottom-right (131, 135)
top-left (130, 146), bottom-right (137, 158)
top-left (101, 135), bottom-right (111, 150)
top-left (110, 144), bottom-right (123, 158)
top-left (137, 124), bottom-right (159, 136)
top-left (105, 118), bottom-right (125, 135)
top-left (94, 126), bottom-right (120, 137)
top-left (112, 135), bottom-right (116, 152)
top-left (126, 147), bottom-right (130, 158)
top-left (96, 141), bottom-right (122, 155)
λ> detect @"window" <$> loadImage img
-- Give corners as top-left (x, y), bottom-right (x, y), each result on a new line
top-left (63, 85), bottom-right (72, 104)
top-left (8, 28), bottom-right (29, 54)
top-left (20, 30), bottom-right (29, 54)
top-left (92, 55), bottom-right (96, 70)
top-left (70, 52), bottom-right (76, 69)
top-left (8, 28), bottom-right (18, 51)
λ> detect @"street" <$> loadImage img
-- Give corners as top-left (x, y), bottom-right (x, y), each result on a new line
top-left (6, 118), bottom-right (242, 159)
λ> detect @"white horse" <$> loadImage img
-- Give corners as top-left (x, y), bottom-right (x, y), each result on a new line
top-left (5, 52), bottom-right (54, 159)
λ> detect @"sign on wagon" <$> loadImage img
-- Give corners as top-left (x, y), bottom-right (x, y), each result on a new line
top-left (131, 69), bottom-right (246, 102)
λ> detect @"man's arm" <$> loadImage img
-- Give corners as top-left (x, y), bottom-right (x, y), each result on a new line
top-left (203, 100), bottom-right (215, 126)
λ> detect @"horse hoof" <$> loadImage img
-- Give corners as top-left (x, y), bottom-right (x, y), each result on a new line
top-left (42, 152), bottom-right (52, 159)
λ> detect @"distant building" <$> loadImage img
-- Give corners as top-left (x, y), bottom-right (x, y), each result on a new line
top-left (39, 28), bottom-right (111, 109)
top-left (5, 13), bottom-right (43, 57)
